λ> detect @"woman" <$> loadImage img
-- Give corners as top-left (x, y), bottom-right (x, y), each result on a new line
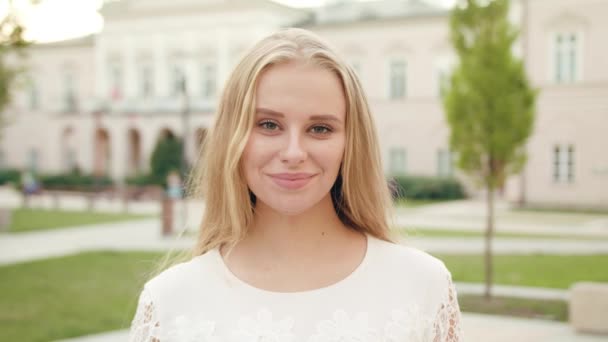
top-left (128, 28), bottom-right (463, 341)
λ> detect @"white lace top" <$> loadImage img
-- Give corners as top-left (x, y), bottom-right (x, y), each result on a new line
top-left (128, 234), bottom-right (463, 341)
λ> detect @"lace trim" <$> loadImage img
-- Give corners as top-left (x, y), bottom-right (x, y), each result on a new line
top-left (128, 287), bottom-right (161, 342)
top-left (432, 273), bottom-right (463, 342)
top-left (128, 274), bottom-right (464, 342)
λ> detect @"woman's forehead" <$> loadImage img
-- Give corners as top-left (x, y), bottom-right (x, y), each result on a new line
top-left (255, 62), bottom-right (346, 120)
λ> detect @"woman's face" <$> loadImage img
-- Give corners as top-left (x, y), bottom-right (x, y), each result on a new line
top-left (242, 61), bottom-right (346, 215)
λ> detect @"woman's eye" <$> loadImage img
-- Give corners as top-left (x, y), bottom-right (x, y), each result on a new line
top-left (259, 121), bottom-right (279, 130)
top-left (310, 125), bottom-right (331, 134)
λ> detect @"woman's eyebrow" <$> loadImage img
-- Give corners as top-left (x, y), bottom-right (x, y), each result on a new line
top-left (256, 107), bottom-right (343, 123)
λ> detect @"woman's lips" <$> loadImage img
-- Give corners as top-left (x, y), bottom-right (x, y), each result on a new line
top-left (267, 173), bottom-right (316, 190)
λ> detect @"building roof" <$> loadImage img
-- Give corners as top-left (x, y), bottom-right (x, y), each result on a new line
top-left (100, 0), bottom-right (309, 20)
top-left (300, 0), bottom-right (448, 27)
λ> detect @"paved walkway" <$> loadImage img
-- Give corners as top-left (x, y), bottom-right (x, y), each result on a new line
top-left (3, 218), bottom-right (608, 267)
top-left (56, 313), bottom-right (607, 342)
top-left (395, 199), bottom-right (608, 238)
top-left (3, 186), bottom-right (608, 237)
top-left (0, 219), bottom-right (192, 265)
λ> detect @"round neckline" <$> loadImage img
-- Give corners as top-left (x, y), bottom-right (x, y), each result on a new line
top-left (212, 233), bottom-right (373, 297)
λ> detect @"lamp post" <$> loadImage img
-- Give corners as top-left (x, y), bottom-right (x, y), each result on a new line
top-left (179, 72), bottom-right (190, 231)
top-left (180, 73), bottom-right (190, 179)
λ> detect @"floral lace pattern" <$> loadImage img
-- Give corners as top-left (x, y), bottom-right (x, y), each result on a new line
top-left (128, 288), bottom-right (161, 342)
top-left (308, 310), bottom-right (376, 342)
top-left (432, 276), bottom-right (463, 342)
top-left (128, 258), bottom-right (463, 342)
top-left (384, 308), bottom-right (434, 341)
top-left (232, 308), bottom-right (296, 342)
top-left (128, 280), bottom-right (463, 342)
top-left (164, 314), bottom-right (220, 342)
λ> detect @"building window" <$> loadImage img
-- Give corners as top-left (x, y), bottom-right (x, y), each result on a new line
top-left (140, 65), bottom-right (154, 98)
top-left (64, 148), bottom-right (77, 172)
top-left (109, 64), bottom-right (123, 101)
top-left (553, 144), bottom-right (575, 183)
top-left (28, 148), bottom-right (39, 173)
top-left (389, 147), bottom-right (407, 174)
top-left (437, 149), bottom-right (453, 177)
top-left (389, 60), bottom-right (406, 99)
top-left (63, 71), bottom-right (77, 112)
top-left (28, 83), bottom-right (39, 110)
top-left (172, 65), bottom-right (185, 97)
top-left (200, 63), bottom-right (216, 99)
top-left (554, 33), bottom-right (579, 83)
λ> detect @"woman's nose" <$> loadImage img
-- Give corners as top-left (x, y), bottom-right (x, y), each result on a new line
top-left (279, 131), bottom-right (307, 165)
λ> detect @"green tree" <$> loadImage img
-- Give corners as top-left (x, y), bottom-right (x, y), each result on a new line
top-left (0, 0), bottom-right (30, 131)
top-left (443, 0), bottom-right (536, 299)
top-left (150, 134), bottom-right (183, 187)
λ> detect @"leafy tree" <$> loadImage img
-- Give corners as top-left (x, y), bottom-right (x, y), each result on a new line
top-left (0, 0), bottom-right (30, 132)
top-left (443, 0), bottom-right (537, 299)
top-left (150, 134), bottom-right (183, 187)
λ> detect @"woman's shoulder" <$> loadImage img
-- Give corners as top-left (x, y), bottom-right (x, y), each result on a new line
top-left (143, 250), bottom-right (219, 299)
top-left (370, 235), bottom-right (451, 283)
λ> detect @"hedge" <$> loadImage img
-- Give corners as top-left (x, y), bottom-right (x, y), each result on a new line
top-left (389, 175), bottom-right (466, 200)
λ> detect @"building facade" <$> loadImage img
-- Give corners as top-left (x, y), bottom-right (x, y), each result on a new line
top-left (2, 0), bottom-right (607, 209)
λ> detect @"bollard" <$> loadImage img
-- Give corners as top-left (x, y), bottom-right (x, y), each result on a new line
top-left (161, 196), bottom-right (174, 236)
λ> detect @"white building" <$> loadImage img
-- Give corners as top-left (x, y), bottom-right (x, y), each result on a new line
top-left (2, 0), bottom-right (607, 209)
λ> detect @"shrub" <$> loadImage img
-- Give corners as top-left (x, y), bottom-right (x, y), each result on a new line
top-left (39, 172), bottom-right (113, 191)
top-left (0, 168), bottom-right (21, 185)
top-left (149, 136), bottom-right (183, 187)
top-left (124, 174), bottom-right (155, 186)
top-left (390, 175), bottom-right (465, 200)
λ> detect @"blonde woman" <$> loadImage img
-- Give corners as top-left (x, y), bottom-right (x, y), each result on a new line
top-left (128, 28), bottom-right (462, 341)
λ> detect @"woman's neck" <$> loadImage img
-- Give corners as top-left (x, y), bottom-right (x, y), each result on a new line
top-left (240, 194), bottom-right (355, 260)
top-left (218, 194), bottom-right (367, 292)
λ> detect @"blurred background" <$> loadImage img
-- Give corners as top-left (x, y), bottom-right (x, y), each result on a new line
top-left (0, 0), bottom-right (607, 341)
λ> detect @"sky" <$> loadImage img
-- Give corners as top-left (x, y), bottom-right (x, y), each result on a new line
top-left (0, 0), bottom-right (456, 43)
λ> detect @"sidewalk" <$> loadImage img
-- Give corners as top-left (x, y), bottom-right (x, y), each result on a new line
top-left (395, 200), bottom-right (608, 238)
top-left (56, 313), bottom-right (607, 342)
top-left (3, 218), bottom-right (608, 267)
top-left (0, 219), bottom-right (192, 265)
top-left (3, 186), bottom-right (607, 238)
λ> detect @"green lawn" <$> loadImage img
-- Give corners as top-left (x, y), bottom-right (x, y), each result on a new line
top-left (1, 251), bottom-right (606, 341)
top-left (435, 254), bottom-right (608, 289)
top-left (0, 251), bottom-right (165, 342)
top-left (400, 227), bottom-right (608, 241)
top-left (458, 295), bottom-right (568, 321)
top-left (393, 199), bottom-right (453, 208)
top-left (514, 206), bottom-right (608, 216)
top-left (5, 208), bottom-right (154, 233)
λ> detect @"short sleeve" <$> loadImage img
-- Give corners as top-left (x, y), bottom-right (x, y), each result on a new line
top-left (128, 286), bottom-right (161, 342)
top-left (432, 272), bottom-right (463, 342)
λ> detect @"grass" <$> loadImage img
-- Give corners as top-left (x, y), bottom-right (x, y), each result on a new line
top-left (435, 254), bottom-right (608, 289)
top-left (514, 206), bottom-right (608, 216)
top-left (399, 227), bottom-right (608, 241)
top-left (458, 295), bottom-right (568, 321)
top-left (1, 251), bottom-right (605, 341)
top-left (393, 198), bottom-right (454, 208)
top-left (0, 251), bottom-right (166, 342)
top-left (4, 208), bottom-right (154, 233)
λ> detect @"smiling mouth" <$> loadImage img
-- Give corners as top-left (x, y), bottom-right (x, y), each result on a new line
top-left (267, 173), bottom-right (316, 190)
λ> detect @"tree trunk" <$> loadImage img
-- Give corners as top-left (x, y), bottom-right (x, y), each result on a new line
top-left (484, 185), bottom-right (495, 300)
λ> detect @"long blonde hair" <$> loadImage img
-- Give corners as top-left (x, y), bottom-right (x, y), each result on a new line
top-left (159, 28), bottom-right (396, 272)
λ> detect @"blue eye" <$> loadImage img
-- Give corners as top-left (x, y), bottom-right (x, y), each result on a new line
top-left (310, 125), bottom-right (332, 134)
top-left (259, 120), bottom-right (279, 130)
